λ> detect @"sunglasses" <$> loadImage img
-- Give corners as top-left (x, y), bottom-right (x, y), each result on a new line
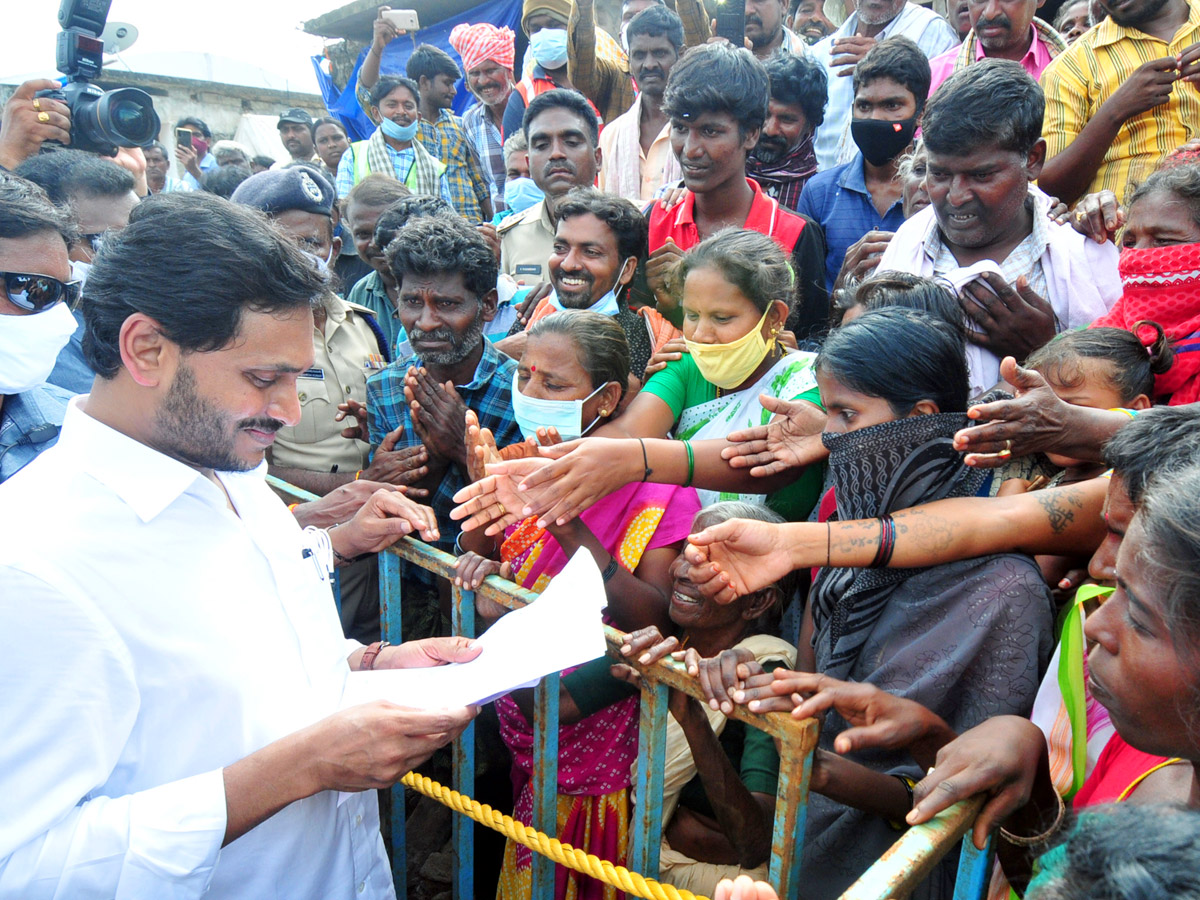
top-left (1, 271), bottom-right (81, 313)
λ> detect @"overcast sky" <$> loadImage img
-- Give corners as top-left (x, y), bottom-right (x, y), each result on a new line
top-left (4, 0), bottom-right (336, 91)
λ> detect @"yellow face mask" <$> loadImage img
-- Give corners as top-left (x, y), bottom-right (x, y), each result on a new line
top-left (685, 306), bottom-right (777, 390)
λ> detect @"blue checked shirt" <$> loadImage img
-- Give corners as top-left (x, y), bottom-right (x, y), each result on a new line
top-left (365, 340), bottom-right (520, 567)
top-left (462, 102), bottom-right (507, 211)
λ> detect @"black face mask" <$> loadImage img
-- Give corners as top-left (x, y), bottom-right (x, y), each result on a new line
top-left (851, 115), bottom-right (918, 167)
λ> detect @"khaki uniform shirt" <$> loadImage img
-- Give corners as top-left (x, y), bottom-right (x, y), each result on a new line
top-left (499, 199), bottom-right (557, 285)
top-left (272, 293), bottom-right (380, 473)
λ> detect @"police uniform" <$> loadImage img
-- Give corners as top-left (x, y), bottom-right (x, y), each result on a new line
top-left (273, 292), bottom-right (382, 473)
top-left (272, 291), bottom-right (388, 644)
top-left (498, 198), bottom-right (557, 285)
top-left (230, 165), bottom-right (393, 643)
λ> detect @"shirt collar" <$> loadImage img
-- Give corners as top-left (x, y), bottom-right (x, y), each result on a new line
top-left (59, 396), bottom-right (237, 523)
top-left (836, 152), bottom-right (870, 193)
top-left (410, 339), bottom-right (509, 391)
top-left (1091, 0), bottom-right (1200, 46)
top-left (673, 178), bottom-right (777, 231)
top-left (923, 192), bottom-right (1047, 260)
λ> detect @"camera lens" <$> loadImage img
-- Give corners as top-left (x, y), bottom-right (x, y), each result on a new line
top-left (97, 88), bottom-right (161, 146)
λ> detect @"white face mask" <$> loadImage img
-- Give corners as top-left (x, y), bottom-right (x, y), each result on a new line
top-left (510, 370), bottom-right (607, 441)
top-left (0, 301), bottom-right (79, 395)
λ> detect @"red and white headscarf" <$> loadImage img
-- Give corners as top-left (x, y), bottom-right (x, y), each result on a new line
top-left (449, 23), bottom-right (516, 74)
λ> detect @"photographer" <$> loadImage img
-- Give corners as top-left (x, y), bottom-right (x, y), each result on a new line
top-left (174, 116), bottom-right (217, 189)
top-left (0, 79), bottom-right (72, 172)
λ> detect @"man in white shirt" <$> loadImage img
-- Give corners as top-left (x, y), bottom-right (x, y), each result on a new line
top-left (0, 191), bottom-right (478, 899)
top-left (810, 0), bottom-right (958, 169)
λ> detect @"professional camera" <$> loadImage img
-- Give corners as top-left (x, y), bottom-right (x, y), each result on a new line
top-left (36, 0), bottom-right (160, 157)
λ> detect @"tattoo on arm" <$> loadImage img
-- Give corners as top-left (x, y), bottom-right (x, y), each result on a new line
top-left (1036, 487), bottom-right (1083, 534)
top-left (895, 509), bottom-right (954, 553)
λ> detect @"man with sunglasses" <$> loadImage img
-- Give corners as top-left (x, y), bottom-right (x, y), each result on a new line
top-left (14, 148), bottom-right (140, 394)
top-left (0, 174), bottom-right (80, 483)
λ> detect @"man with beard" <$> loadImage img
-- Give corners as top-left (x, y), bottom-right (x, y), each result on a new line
top-left (809, 0), bottom-right (957, 169)
top-left (522, 187), bottom-right (673, 381)
top-left (742, 0), bottom-right (814, 56)
top-left (500, 89), bottom-right (602, 285)
top-left (798, 38), bottom-right (925, 291)
top-left (876, 60), bottom-right (1120, 398)
top-left (1038, 0), bottom-right (1200, 204)
top-left (598, 5), bottom-right (685, 204)
top-left (0, 190), bottom-right (479, 899)
top-left (366, 214), bottom-right (520, 639)
top-left (278, 108), bottom-right (319, 165)
top-left (927, 0), bottom-right (1066, 95)
top-left (450, 23), bottom-right (517, 211)
top-left (790, 0), bottom-right (838, 43)
top-left (747, 52), bottom-right (828, 210)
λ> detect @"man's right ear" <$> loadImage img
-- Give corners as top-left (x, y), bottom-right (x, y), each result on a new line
top-left (119, 313), bottom-right (173, 388)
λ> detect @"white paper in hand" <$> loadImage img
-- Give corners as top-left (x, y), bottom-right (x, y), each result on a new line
top-left (340, 547), bottom-right (608, 711)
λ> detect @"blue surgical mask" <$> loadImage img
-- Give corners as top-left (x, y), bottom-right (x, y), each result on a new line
top-left (511, 370), bottom-right (608, 441)
top-left (381, 116), bottom-right (419, 142)
top-left (529, 27), bottom-right (570, 69)
top-left (547, 286), bottom-right (621, 318)
top-left (503, 176), bottom-right (544, 214)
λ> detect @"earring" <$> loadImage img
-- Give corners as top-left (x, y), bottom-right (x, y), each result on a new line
top-left (600, 408), bottom-right (609, 416)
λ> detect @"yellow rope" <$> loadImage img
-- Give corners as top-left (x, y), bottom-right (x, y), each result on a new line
top-left (400, 772), bottom-right (710, 900)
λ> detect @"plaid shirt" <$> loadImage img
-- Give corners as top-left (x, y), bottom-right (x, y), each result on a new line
top-left (365, 340), bottom-right (520, 565)
top-left (356, 85), bottom-right (491, 221)
top-left (462, 102), bottom-right (507, 211)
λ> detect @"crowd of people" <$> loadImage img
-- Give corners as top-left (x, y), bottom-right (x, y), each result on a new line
top-left (3, 0), bottom-right (1200, 895)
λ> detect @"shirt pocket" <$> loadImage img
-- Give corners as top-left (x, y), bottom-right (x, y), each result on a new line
top-left (293, 376), bottom-right (332, 445)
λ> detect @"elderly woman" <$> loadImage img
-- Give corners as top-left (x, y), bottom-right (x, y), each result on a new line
top-left (614, 502), bottom-right (799, 897)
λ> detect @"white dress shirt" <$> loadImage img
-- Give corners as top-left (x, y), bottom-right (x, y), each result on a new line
top-left (0, 398), bottom-right (394, 900)
top-left (810, 3), bottom-right (959, 170)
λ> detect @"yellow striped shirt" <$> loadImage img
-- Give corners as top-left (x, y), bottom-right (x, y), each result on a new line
top-left (1039, 0), bottom-right (1200, 203)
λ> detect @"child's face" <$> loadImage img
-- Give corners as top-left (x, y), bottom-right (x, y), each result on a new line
top-left (1042, 358), bottom-right (1127, 468)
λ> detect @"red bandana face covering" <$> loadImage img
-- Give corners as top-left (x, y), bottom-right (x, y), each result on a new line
top-left (1093, 241), bottom-right (1200, 405)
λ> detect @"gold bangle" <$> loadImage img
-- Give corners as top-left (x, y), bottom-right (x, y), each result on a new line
top-left (999, 787), bottom-right (1065, 846)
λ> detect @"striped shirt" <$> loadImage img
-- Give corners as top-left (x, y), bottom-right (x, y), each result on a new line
top-left (1040, 0), bottom-right (1200, 203)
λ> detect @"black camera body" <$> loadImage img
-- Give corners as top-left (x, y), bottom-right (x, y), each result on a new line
top-left (35, 0), bottom-right (160, 157)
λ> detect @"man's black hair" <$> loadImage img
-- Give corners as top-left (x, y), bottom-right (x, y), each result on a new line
top-left (852, 36), bottom-right (932, 119)
top-left (201, 165), bottom-right (252, 199)
top-left (406, 44), bottom-right (463, 83)
top-left (554, 187), bottom-right (648, 262)
top-left (1103, 404), bottom-right (1200, 505)
top-left (14, 149), bottom-right (135, 207)
top-left (764, 51), bottom-right (828, 131)
top-left (662, 43), bottom-right (769, 136)
top-left (627, 4), bottom-right (684, 51)
top-left (387, 214), bottom-right (498, 301)
top-left (922, 58), bottom-right (1044, 157)
top-left (0, 173), bottom-right (79, 245)
top-left (523, 88), bottom-right (600, 146)
top-left (83, 192), bottom-right (325, 379)
top-left (370, 75), bottom-right (422, 109)
top-left (174, 116), bottom-right (212, 139)
top-left (375, 195), bottom-right (457, 253)
top-left (252, 155), bottom-right (276, 169)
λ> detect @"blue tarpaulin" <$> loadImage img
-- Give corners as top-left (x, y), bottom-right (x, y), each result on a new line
top-left (310, 0), bottom-right (523, 141)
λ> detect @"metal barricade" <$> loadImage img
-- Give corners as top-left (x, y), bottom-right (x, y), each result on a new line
top-left (275, 478), bottom-right (992, 900)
